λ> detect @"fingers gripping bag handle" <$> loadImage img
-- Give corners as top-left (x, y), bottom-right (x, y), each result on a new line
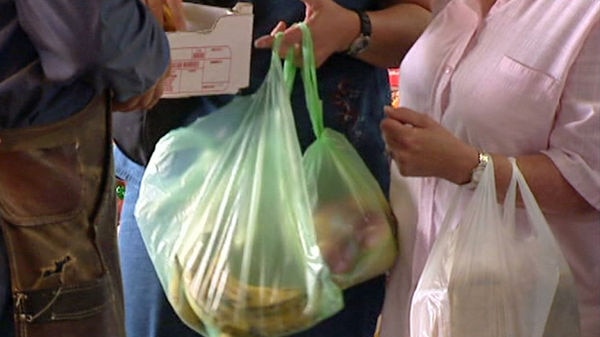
top-left (292, 23), bottom-right (397, 289)
top-left (135, 31), bottom-right (343, 337)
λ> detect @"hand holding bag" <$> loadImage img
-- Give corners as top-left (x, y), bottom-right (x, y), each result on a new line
top-left (410, 157), bottom-right (580, 337)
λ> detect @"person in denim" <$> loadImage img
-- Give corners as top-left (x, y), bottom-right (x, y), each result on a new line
top-left (0, 0), bottom-right (171, 336)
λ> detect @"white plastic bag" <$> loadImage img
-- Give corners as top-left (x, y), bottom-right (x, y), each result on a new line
top-left (410, 157), bottom-right (580, 337)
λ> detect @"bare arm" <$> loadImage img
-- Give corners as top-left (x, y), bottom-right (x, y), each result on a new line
top-left (358, 0), bottom-right (431, 68)
top-left (490, 154), bottom-right (594, 214)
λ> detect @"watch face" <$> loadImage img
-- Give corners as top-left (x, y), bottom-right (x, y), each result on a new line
top-left (349, 36), bottom-right (370, 56)
top-left (357, 36), bottom-right (370, 50)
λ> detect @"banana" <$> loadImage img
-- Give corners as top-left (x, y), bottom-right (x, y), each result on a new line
top-left (179, 257), bottom-right (319, 336)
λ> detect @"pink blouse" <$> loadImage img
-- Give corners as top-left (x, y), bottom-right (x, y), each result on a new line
top-left (380, 1), bottom-right (600, 337)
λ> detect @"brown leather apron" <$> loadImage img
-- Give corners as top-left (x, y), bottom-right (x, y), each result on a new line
top-left (0, 94), bottom-right (125, 337)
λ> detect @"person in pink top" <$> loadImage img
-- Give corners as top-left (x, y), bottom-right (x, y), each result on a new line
top-left (379, 0), bottom-right (600, 336)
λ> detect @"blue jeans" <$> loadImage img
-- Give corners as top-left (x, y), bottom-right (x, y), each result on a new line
top-left (115, 145), bottom-right (199, 337)
top-left (114, 145), bottom-right (385, 337)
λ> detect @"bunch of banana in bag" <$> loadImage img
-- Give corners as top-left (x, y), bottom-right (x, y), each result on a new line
top-left (174, 256), bottom-right (318, 337)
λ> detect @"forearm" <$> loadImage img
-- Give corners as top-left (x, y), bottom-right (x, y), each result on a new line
top-left (448, 148), bottom-right (595, 214)
top-left (488, 154), bottom-right (596, 215)
top-left (358, 3), bottom-right (431, 68)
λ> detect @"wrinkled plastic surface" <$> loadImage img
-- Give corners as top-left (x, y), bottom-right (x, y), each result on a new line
top-left (294, 24), bottom-right (397, 289)
top-left (134, 30), bottom-right (343, 337)
top-left (410, 158), bottom-right (580, 337)
top-left (304, 130), bottom-right (397, 288)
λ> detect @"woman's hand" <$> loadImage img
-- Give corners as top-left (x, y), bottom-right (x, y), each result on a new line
top-left (380, 106), bottom-right (479, 185)
top-left (254, 0), bottom-right (359, 67)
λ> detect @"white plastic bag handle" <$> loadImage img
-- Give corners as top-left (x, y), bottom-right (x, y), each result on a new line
top-left (503, 158), bottom-right (565, 256)
top-left (503, 158), bottom-right (566, 337)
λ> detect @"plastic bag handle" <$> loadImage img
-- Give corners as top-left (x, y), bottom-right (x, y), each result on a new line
top-left (436, 155), bottom-right (498, 238)
top-left (504, 158), bottom-right (541, 233)
top-left (281, 22), bottom-right (325, 138)
top-left (503, 159), bottom-right (518, 234)
top-left (509, 158), bottom-right (547, 228)
top-left (504, 158), bottom-right (570, 337)
top-left (270, 32), bottom-right (298, 96)
top-left (504, 158), bottom-right (562, 248)
top-left (298, 23), bottom-right (325, 138)
top-left (275, 33), bottom-right (296, 95)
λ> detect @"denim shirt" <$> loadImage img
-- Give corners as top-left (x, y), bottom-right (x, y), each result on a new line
top-left (0, 0), bottom-right (169, 332)
top-left (0, 0), bottom-right (170, 128)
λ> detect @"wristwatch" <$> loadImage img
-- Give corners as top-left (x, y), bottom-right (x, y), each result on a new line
top-left (465, 152), bottom-right (491, 190)
top-left (345, 10), bottom-right (372, 56)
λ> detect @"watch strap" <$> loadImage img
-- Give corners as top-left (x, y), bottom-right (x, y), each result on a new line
top-left (346, 10), bottom-right (372, 56)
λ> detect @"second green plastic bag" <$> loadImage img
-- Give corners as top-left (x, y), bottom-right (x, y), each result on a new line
top-left (134, 30), bottom-right (343, 337)
top-left (293, 24), bottom-right (398, 289)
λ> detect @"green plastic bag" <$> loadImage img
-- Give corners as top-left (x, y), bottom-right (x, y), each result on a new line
top-left (294, 24), bottom-right (398, 289)
top-left (134, 30), bottom-right (343, 337)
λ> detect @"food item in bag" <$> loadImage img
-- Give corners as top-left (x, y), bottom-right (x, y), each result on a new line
top-left (179, 257), bottom-right (318, 337)
top-left (450, 268), bottom-right (579, 337)
top-left (167, 265), bottom-right (207, 331)
top-left (540, 270), bottom-right (580, 337)
top-left (313, 198), bottom-right (394, 274)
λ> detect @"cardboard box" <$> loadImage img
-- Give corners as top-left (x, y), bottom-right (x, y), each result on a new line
top-left (162, 2), bottom-right (254, 98)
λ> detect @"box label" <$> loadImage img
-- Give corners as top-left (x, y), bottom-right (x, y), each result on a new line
top-left (164, 46), bottom-right (233, 96)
